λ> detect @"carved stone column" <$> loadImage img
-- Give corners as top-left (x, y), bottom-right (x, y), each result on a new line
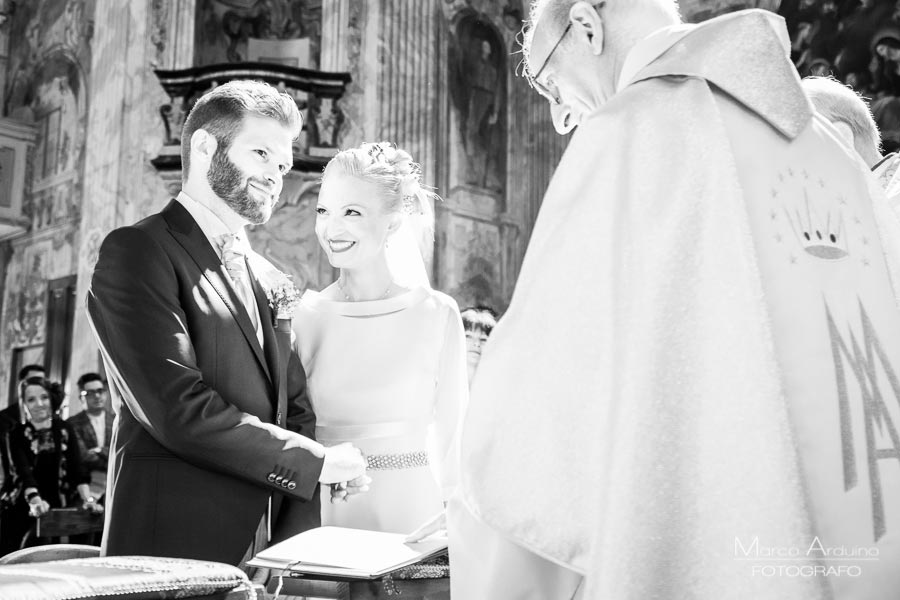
top-left (320, 0), bottom-right (351, 72)
top-left (321, 0), bottom-right (441, 267)
top-left (70, 0), bottom-right (179, 383)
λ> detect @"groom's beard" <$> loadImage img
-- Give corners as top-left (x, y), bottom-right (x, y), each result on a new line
top-left (208, 147), bottom-right (272, 225)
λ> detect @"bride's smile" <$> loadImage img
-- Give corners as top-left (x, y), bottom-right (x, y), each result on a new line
top-left (327, 239), bottom-right (356, 253)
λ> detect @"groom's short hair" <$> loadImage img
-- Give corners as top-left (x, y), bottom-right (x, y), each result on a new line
top-left (180, 80), bottom-right (302, 181)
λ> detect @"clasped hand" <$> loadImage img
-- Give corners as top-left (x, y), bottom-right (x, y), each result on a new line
top-left (27, 496), bottom-right (50, 518)
top-left (318, 442), bottom-right (371, 503)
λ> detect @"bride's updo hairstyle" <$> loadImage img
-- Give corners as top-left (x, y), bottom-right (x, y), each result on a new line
top-left (322, 141), bottom-right (437, 248)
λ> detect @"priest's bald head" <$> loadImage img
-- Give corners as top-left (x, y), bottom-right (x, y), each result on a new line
top-left (522, 0), bottom-right (681, 134)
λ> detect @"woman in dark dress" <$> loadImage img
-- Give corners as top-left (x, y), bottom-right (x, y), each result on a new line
top-left (5, 376), bottom-right (101, 549)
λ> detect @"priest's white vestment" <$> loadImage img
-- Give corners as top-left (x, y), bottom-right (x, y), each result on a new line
top-left (451, 9), bottom-right (900, 600)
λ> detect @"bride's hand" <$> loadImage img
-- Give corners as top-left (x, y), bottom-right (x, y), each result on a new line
top-left (330, 474), bottom-right (372, 503)
top-left (405, 510), bottom-right (446, 543)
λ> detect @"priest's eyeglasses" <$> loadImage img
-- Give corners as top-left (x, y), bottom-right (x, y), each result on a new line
top-left (527, 22), bottom-right (572, 105)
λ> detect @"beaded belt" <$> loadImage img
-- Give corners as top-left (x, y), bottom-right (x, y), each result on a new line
top-left (366, 451), bottom-right (429, 470)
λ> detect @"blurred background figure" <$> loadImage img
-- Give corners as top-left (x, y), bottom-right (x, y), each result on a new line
top-left (0, 365), bottom-right (45, 556)
top-left (67, 373), bottom-right (112, 501)
top-left (801, 75), bottom-right (900, 187)
top-left (460, 306), bottom-right (498, 386)
top-left (3, 377), bottom-right (101, 551)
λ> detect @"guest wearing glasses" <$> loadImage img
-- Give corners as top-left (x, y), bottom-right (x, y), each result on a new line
top-left (67, 373), bottom-right (113, 501)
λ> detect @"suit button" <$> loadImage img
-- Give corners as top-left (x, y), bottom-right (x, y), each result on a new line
top-left (287, 481), bottom-right (296, 490)
top-left (281, 480), bottom-right (289, 488)
top-left (267, 473), bottom-right (276, 483)
top-left (275, 475), bottom-right (284, 484)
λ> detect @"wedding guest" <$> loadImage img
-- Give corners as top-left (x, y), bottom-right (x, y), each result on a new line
top-left (460, 306), bottom-right (498, 385)
top-left (293, 141), bottom-right (467, 534)
top-left (450, 2), bottom-right (900, 598)
top-left (801, 75), bottom-right (900, 187)
top-left (6, 377), bottom-right (101, 549)
top-left (67, 373), bottom-right (113, 500)
top-left (0, 364), bottom-right (45, 556)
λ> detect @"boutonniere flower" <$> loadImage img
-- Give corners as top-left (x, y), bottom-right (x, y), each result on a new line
top-left (260, 269), bottom-right (303, 323)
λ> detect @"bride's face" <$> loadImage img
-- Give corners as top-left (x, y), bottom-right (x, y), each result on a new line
top-left (316, 173), bottom-right (397, 270)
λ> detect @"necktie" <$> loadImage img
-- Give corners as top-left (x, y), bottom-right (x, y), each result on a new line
top-left (216, 233), bottom-right (260, 333)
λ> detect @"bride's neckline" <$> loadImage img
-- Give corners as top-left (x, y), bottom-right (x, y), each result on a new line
top-left (302, 285), bottom-right (430, 316)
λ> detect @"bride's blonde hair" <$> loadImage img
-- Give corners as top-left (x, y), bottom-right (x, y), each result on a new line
top-left (322, 142), bottom-right (437, 248)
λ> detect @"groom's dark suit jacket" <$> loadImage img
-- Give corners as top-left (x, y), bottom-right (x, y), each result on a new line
top-left (87, 199), bottom-right (324, 565)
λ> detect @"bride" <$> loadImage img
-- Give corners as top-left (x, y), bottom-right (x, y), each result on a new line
top-left (293, 142), bottom-right (467, 534)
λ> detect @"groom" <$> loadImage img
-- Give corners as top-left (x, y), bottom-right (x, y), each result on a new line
top-left (87, 80), bottom-right (366, 565)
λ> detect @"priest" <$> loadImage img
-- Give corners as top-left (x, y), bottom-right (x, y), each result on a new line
top-left (448, 2), bottom-right (900, 599)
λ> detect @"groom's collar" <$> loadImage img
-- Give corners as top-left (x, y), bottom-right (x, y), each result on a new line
top-left (176, 191), bottom-right (249, 259)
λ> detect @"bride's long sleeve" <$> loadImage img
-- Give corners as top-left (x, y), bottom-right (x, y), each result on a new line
top-left (429, 302), bottom-right (469, 500)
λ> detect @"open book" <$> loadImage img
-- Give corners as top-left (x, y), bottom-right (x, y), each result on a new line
top-left (247, 526), bottom-right (448, 580)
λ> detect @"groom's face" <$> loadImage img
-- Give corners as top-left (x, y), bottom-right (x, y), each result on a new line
top-left (207, 115), bottom-right (294, 225)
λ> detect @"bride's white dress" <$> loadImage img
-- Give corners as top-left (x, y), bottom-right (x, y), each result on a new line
top-left (293, 286), bottom-right (467, 533)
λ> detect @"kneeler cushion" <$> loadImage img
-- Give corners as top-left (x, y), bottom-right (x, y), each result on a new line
top-left (0, 555), bottom-right (260, 600)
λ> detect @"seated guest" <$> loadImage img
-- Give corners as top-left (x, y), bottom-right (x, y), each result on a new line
top-left (6, 377), bottom-right (101, 549)
top-left (460, 306), bottom-right (498, 386)
top-left (0, 364), bottom-right (46, 555)
top-left (67, 373), bottom-right (113, 499)
top-left (801, 75), bottom-right (900, 187)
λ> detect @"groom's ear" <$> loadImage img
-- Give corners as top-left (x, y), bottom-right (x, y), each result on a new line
top-left (190, 129), bottom-right (217, 168)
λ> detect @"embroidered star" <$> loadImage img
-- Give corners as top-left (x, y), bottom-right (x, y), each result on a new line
top-left (771, 189), bottom-right (778, 199)
top-left (774, 233), bottom-right (783, 243)
top-left (778, 172), bottom-right (785, 183)
top-left (788, 167), bottom-right (795, 176)
top-left (838, 196), bottom-right (847, 206)
top-left (862, 236), bottom-right (869, 246)
top-left (789, 254), bottom-right (798, 264)
top-left (802, 169), bottom-right (809, 179)
top-left (854, 216), bottom-right (861, 225)
top-left (770, 210), bottom-right (778, 221)
top-left (862, 257), bottom-right (870, 267)
top-left (818, 178), bottom-right (825, 188)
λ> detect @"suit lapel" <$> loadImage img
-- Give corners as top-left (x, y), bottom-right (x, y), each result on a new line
top-left (247, 259), bottom-right (281, 406)
top-left (79, 414), bottom-right (98, 448)
top-left (161, 200), bottom-right (272, 383)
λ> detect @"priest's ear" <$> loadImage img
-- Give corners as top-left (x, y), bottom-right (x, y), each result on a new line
top-left (569, 1), bottom-right (605, 56)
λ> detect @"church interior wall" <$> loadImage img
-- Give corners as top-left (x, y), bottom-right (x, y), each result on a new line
top-left (0, 0), bottom-right (832, 405)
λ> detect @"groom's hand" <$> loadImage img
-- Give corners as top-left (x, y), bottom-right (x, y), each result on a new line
top-left (319, 443), bottom-right (367, 484)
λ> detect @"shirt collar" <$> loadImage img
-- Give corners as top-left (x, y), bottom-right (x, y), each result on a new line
top-left (176, 191), bottom-right (250, 258)
top-left (615, 23), bottom-right (695, 94)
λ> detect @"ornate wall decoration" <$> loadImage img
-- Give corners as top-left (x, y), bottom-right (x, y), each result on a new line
top-left (195, 0), bottom-right (322, 67)
top-left (0, 0), bottom-right (92, 397)
top-left (774, 0), bottom-right (900, 152)
top-left (2, 240), bottom-right (50, 349)
top-left (447, 215), bottom-right (503, 309)
top-left (4, 0), bottom-right (90, 232)
top-left (449, 14), bottom-right (506, 193)
top-left (150, 0), bottom-right (171, 67)
top-left (247, 173), bottom-right (333, 293)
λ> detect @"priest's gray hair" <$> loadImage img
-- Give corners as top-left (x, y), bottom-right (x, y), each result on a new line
top-left (521, 0), bottom-right (681, 79)
top-left (801, 76), bottom-right (882, 166)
